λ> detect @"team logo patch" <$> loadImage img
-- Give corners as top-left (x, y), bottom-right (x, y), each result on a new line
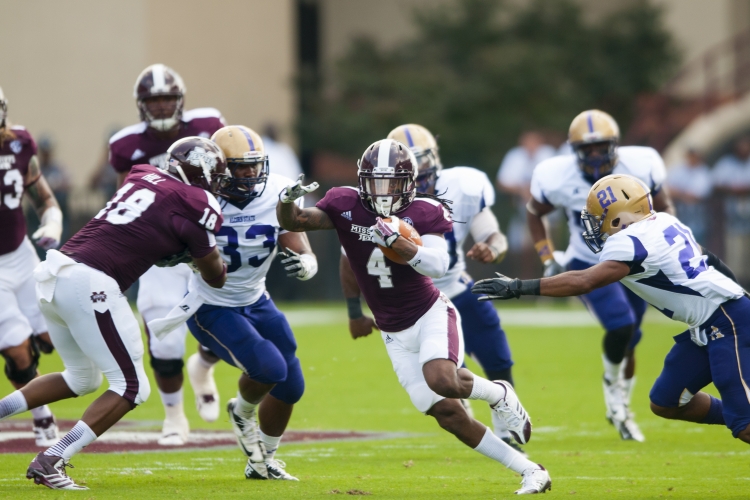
top-left (90, 291), bottom-right (107, 303)
top-left (186, 147), bottom-right (218, 169)
top-left (709, 326), bottom-right (724, 341)
top-left (402, 216), bottom-right (413, 226)
top-left (180, 305), bottom-right (190, 312)
top-left (9, 140), bottom-right (22, 154)
top-left (350, 224), bottom-right (372, 241)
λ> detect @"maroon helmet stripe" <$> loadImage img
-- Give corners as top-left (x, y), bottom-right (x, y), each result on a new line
top-left (94, 310), bottom-right (139, 404)
top-left (446, 306), bottom-right (459, 364)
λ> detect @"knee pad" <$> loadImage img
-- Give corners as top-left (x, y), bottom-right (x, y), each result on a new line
top-left (2, 341), bottom-right (40, 385)
top-left (242, 339), bottom-right (287, 385)
top-left (62, 367), bottom-right (103, 396)
top-left (485, 368), bottom-right (514, 388)
top-left (603, 325), bottom-right (634, 364)
top-left (270, 357), bottom-right (305, 404)
top-left (150, 357), bottom-right (184, 378)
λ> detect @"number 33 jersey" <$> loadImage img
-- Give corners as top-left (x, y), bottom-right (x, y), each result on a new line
top-left (62, 164), bottom-right (223, 292)
top-left (192, 173), bottom-right (299, 307)
top-left (317, 187), bottom-right (453, 333)
top-left (0, 126), bottom-right (37, 256)
top-left (600, 212), bottom-right (743, 329)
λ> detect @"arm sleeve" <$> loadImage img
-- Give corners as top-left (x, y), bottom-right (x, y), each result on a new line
top-left (407, 234), bottom-right (449, 279)
top-left (171, 214), bottom-right (217, 259)
top-left (702, 245), bottom-right (739, 284)
top-left (469, 207), bottom-right (501, 244)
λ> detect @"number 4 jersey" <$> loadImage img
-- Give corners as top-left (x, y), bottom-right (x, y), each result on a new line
top-left (62, 164), bottom-right (223, 292)
top-left (599, 212), bottom-right (743, 329)
top-left (317, 187), bottom-right (453, 333)
top-left (0, 126), bottom-right (37, 256)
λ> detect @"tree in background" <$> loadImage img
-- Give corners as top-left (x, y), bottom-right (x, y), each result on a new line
top-left (299, 0), bottom-right (680, 172)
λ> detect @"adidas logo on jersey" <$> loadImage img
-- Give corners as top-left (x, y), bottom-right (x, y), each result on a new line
top-left (341, 211), bottom-right (352, 221)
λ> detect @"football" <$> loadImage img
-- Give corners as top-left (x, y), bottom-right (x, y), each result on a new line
top-left (378, 216), bottom-right (423, 265)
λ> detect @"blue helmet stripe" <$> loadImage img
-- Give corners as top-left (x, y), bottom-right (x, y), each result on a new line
top-left (587, 113), bottom-right (594, 133)
top-left (403, 127), bottom-right (415, 147)
top-left (239, 127), bottom-right (255, 151)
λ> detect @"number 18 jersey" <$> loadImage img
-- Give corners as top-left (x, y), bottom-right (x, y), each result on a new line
top-left (600, 212), bottom-right (743, 328)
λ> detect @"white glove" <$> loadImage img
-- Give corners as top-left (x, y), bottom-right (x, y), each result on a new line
top-left (543, 259), bottom-right (565, 278)
top-left (32, 206), bottom-right (63, 250)
top-left (278, 247), bottom-right (318, 281)
top-left (279, 174), bottom-right (319, 204)
top-left (368, 217), bottom-right (400, 247)
top-left (689, 327), bottom-right (708, 346)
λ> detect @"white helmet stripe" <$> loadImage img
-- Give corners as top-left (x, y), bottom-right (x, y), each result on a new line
top-left (151, 64), bottom-right (166, 92)
top-left (377, 139), bottom-right (394, 170)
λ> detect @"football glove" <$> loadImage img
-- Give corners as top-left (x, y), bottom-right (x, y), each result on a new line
top-left (543, 259), bottom-right (565, 278)
top-left (471, 273), bottom-right (540, 301)
top-left (277, 247), bottom-right (318, 281)
top-left (155, 249), bottom-right (193, 268)
top-left (32, 206), bottom-right (62, 250)
top-left (368, 217), bottom-right (400, 248)
top-left (279, 174), bottom-right (319, 203)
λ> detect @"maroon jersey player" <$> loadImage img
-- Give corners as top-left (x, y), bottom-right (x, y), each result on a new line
top-left (0, 137), bottom-right (227, 491)
top-left (0, 86), bottom-right (64, 447)
top-left (276, 139), bottom-right (551, 494)
top-left (108, 64), bottom-right (225, 445)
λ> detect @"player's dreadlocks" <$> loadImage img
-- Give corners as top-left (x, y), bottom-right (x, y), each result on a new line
top-left (415, 190), bottom-right (465, 224)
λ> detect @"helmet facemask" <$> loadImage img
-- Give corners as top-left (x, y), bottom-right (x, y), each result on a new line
top-left (359, 169), bottom-right (415, 217)
top-left (414, 150), bottom-right (442, 193)
top-left (139, 95), bottom-right (184, 132)
top-left (573, 140), bottom-right (618, 183)
top-left (219, 157), bottom-right (269, 203)
top-left (581, 208), bottom-right (608, 253)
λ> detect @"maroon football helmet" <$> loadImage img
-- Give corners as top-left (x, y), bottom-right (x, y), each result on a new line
top-left (0, 86), bottom-right (7, 128)
top-left (133, 64), bottom-right (186, 132)
top-left (166, 137), bottom-right (227, 194)
top-left (358, 139), bottom-right (418, 216)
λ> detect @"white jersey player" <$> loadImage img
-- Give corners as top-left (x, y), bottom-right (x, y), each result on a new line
top-left (527, 110), bottom-right (675, 441)
top-left (163, 126), bottom-right (317, 480)
top-left (474, 174), bottom-right (750, 446)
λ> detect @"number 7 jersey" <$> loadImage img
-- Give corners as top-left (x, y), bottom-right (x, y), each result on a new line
top-left (61, 164), bottom-right (223, 292)
top-left (599, 212), bottom-right (743, 328)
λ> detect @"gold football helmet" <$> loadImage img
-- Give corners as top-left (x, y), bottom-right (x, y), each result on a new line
top-left (387, 124), bottom-right (442, 192)
top-left (580, 174), bottom-right (653, 253)
top-left (569, 110), bottom-right (620, 182)
top-left (211, 125), bottom-right (269, 202)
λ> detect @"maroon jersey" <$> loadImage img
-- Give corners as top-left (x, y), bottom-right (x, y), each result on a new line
top-left (109, 108), bottom-right (225, 173)
top-left (0, 126), bottom-right (37, 255)
top-left (317, 187), bottom-right (453, 332)
top-left (62, 165), bottom-right (223, 291)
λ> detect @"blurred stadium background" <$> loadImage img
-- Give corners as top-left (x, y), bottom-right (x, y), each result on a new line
top-left (4, 0), bottom-right (750, 299)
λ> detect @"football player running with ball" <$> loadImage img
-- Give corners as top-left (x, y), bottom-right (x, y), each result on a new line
top-left (109, 64), bottom-right (226, 445)
top-left (0, 86), bottom-right (63, 447)
top-left (341, 124), bottom-right (522, 452)
top-left (151, 126), bottom-right (317, 480)
top-left (526, 110), bottom-right (675, 441)
top-left (474, 174), bottom-right (750, 446)
top-left (0, 137), bottom-right (227, 490)
top-left (277, 139), bottom-right (551, 495)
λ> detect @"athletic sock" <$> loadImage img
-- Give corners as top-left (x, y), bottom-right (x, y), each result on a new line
top-left (490, 411), bottom-right (512, 440)
top-left (44, 421), bottom-right (97, 460)
top-left (160, 389), bottom-right (184, 421)
top-left (233, 392), bottom-right (258, 420)
top-left (468, 374), bottom-right (506, 405)
top-left (0, 391), bottom-right (28, 420)
top-left (621, 376), bottom-right (636, 406)
top-left (602, 353), bottom-right (622, 383)
top-left (197, 354), bottom-right (217, 370)
top-left (700, 396), bottom-right (725, 425)
top-left (260, 429), bottom-right (282, 460)
top-left (31, 405), bottom-right (53, 421)
top-left (474, 426), bottom-right (536, 474)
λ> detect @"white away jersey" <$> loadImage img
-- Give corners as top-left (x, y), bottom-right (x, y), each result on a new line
top-left (600, 212), bottom-right (743, 328)
top-left (531, 146), bottom-right (667, 265)
top-left (432, 167), bottom-right (495, 298)
top-left (191, 173), bottom-right (298, 307)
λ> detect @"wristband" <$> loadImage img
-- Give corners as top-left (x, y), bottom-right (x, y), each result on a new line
top-left (204, 262), bottom-right (227, 285)
top-left (488, 244), bottom-right (505, 263)
top-left (347, 297), bottom-right (363, 319)
top-left (534, 239), bottom-right (554, 264)
top-left (520, 278), bottom-right (541, 296)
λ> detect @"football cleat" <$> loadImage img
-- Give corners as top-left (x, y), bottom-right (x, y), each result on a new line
top-left (515, 464), bottom-right (551, 495)
top-left (26, 453), bottom-right (88, 490)
top-left (187, 353), bottom-right (220, 422)
top-left (228, 398), bottom-right (268, 479)
top-left (490, 381), bottom-right (532, 445)
top-left (618, 415), bottom-right (645, 442)
top-left (158, 414), bottom-right (189, 446)
top-left (266, 459), bottom-right (299, 481)
top-left (33, 416), bottom-right (60, 447)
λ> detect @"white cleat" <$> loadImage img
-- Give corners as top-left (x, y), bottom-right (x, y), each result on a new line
top-left (603, 377), bottom-right (644, 441)
top-left (33, 417), bottom-right (60, 447)
top-left (227, 398), bottom-right (268, 479)
top-left (187, 353), bottom-right (220, 422)
top-left (157, 415), bottom-right (190, 446)
top-left (266, 459), bottom-right (299, 481)
top-left (490, 381), bottom-right (532, 444)
top-left (515, 464), bottom-right (551, 495)
top-left (619, 412), bottom-right (646, 442)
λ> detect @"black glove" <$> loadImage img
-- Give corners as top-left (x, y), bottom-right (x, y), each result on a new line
top-left (155, 249), bottom-right (192, 268)
top-left (471, 273), bottom-right (540, 301)
top-left (277, 247), bottom-right (315, 280)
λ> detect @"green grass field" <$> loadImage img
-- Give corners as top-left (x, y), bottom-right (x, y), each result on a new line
top-left (0, 301), bottom-right (748, 499)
